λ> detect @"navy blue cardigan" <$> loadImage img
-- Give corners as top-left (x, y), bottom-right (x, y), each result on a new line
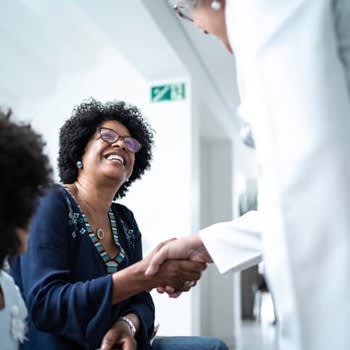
top-left (10, 185), bottom-right (154, 350)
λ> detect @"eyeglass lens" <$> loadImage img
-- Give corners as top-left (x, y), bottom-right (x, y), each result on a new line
top-left (100, 128), bottom-right (142, 153)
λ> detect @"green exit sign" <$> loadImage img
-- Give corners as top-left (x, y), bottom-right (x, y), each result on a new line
top-left (151, 83), bottom-right (186, 103)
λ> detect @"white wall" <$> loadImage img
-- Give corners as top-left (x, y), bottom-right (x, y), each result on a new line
top-left (122, 79), bottom-right (195, 336)
top-left (199, 140), bottom-right (237, 347)
top-left (232, 138), bottom-right (258, 218)
top-left (198, 137), bottom-right (258, 347)
top-left (12, 48), bottom-right (148, 180)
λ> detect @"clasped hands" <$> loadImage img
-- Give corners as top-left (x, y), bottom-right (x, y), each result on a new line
top-left (145, 235), bottom-right (212, 297)
top-left (99, 235), bottom-right (212, 350)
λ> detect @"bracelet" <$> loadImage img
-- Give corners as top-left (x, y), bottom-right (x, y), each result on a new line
top-left (119, 316), bottom-right (136, 336)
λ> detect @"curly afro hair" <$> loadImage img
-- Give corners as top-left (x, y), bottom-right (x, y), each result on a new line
top-left (58, 98), bottom-right (154, 199)
top-left (0, 109), bottom-right (52, 268)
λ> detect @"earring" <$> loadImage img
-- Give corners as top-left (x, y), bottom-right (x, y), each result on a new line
top-left (76, 160), bottom-right (83, 169)
top-left (211, 0), bottom-right (222, 11)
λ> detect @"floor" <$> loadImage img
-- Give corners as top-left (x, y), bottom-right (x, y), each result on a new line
top-left (236, 320), bottom-right (279, 350)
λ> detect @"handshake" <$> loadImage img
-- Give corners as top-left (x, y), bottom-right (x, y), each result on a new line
top-left (101, 234), bottom-right (213, 350)
top-left (143, 234), bottom-right (213, 297)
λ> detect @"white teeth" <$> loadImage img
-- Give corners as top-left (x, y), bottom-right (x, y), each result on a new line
top-left (106, 154), bottom-right (124, 165)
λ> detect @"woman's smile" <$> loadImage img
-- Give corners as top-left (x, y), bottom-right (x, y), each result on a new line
top-left (103, 151), bottom-right (126, 166)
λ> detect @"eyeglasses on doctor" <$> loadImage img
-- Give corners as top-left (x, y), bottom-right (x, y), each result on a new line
top-left (173, 4), bottom-right (194, 22)
top-left (173, 4), bottom-right (209, 34)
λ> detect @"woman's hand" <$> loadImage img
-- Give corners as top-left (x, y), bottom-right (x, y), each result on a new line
top-left (111, 239), bottom-right (207, 304)
top-left (151, 259), bottom-right (206, 291)
top-left (156, 280), bottom-right (197, 298)
top-left (145, 235), bottom-right (212, 276)
top-left (100, 318), bottom-right (137, 350)
top-left (142, 239), bottom-right (206, 295)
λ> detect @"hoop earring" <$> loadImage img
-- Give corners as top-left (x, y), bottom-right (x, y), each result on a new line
top-left (211, 0), bottom-right (222, 11)
top-left (76, 160), bottom-right (83, 169)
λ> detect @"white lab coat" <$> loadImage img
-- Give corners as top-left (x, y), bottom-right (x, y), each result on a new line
top-left (200, 1), bottom-right (350, 349)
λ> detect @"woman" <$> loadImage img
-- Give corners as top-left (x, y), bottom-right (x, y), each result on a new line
top-left (9, 99), bottom-right (215, 350)
top-left (0, 108), bottom-right (52, 350)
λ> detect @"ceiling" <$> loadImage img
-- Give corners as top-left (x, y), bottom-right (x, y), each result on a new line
top-left (0, 0), bottom-right (241, 139)
top-left (143, 0), bottom-right (241, 139)
top-left (177, 8), bottom-right (241, 114)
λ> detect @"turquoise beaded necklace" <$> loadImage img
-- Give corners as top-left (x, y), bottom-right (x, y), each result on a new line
top-left (64, 187), bottom-right (125, 274)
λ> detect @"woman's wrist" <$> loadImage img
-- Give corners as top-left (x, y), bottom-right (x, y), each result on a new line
top-left (119, 313), bottom-right (140, 336)
top-left (111, 261), bottom-right (156, 304)
top-left (118, 316), bottom-right (137, 337)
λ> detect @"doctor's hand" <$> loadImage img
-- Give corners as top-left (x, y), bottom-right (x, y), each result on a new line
top-left (100, 317), bottom-right (137, 350)
top-left (145, 234), bottom-right (212, 276)
top-left (143, 238), bottom-right (207, 292)
top-left (150, 258), bottom-right (206, 292)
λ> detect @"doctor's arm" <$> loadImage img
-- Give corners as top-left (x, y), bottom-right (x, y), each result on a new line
top-left (146, 210), bottom-right (263, 276)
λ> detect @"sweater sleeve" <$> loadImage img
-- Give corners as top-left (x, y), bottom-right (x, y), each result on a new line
top-left (119, 209), bottom-right (155, 350)
top-left (15, 188), bottom-right (114, 348)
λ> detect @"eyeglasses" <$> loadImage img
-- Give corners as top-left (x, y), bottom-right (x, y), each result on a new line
top-left (98, 127), bottom-right (142, 153)
top-left (173, 4), bottom-right (208, 34)
top-left (173, 4), bottom-right (194, 22)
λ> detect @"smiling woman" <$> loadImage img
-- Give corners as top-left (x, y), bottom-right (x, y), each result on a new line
top-left (58, 99), bottom-right (154, 199)
top-left (9, 99), bottom-right (208, 350)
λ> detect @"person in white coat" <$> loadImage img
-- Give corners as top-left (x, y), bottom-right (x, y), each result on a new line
top-left (146, 0), bottom-right (350, 349)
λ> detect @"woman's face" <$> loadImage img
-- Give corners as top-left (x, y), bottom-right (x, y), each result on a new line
top-left (191, 1), bottom-right (233, 53)
top-left (80, 120), bottom-right (136, 186)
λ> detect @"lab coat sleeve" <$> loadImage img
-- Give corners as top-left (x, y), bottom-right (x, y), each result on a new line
top-left (200, 211), bottom-right (263, 274)
top-left (225, 1), bottom-right (350, 349)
